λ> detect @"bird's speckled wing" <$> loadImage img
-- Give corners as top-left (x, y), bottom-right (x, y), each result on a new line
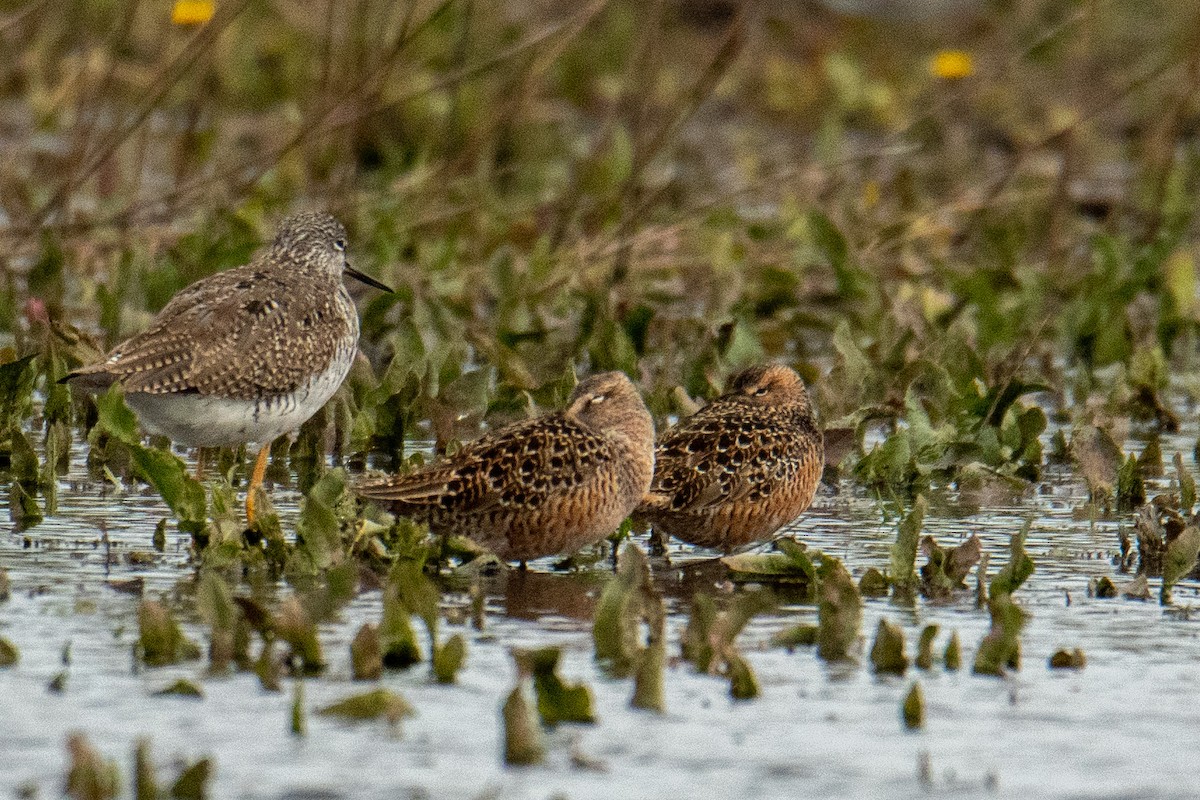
top-left (69, 261), bottom-right (354, 399)
top-left (644, 401), bottom-right (817, 513)
top-left (356, 413), bottom-right (607, 513)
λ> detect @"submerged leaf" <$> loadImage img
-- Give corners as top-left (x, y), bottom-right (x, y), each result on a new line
top-left (0, 636), bottom-right (18, 667)
top-left (869, 618), bottom-right (909, 675)
top-left (502, 683), bottom-right (544, 766)
top-left (138, 600), bottom-right (201, 667)
top-left (1160, 526), bottom-right (1200, 605)
top-left (721, 537), bottom-right (818, 588)
top-left (294, 470), bottom-right (349, 571)
top-left (169, 758), bottom-right (212, 800)
top-left (1048, 648), bottom-right (1087, 669)
top-left (432, 634), bottom-right (467, 684)
top-left (350, 623), bottom-right (383, 681)
top-left (513, 647), bottom-right (595, 726)
top-left (920, 534), bottom-right (982, 598)
top-left (317, 688), bottom-right (414, 724)
top-left (593, 544), bottom-right (664, 677)
top-left (916, 624), bottom-right (939, 670)
top-left (153, 679), bottom-right (204, 699)
top-left (973, 593), bottom-right (1028, 676)
top-left (771, 623), bottom-right (818, 649)
top-left (274, 596), bottom-right (324, 674)
top-left (817, 557), bottom-right (861, 662)
top-left (727, 653), bottom-right (760, 700)
top-left (989, 524), bottom-right (1034, 597)
top-left (1175, 452), bottom-right (1196, 513)
top-left (944, 630), bottom-right (962, 670)
top-left (1070, 424), bottom-right (1122, 501)
top-left (902, 682), bottom-right (925, 730)
top-left (858, 567), bottom-right (889, 596)
top-left (891, 496), bottom-right (927, 594)
top-left (64, 733), bottom-right (119, 800)
top-left (630, 637), bottom-right (666, 713)
top-left (291, 681), bottom-right (306, 737)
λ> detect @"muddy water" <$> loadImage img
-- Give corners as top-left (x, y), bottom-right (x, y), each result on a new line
top-left (3, 430), bottom-right (1200, 799)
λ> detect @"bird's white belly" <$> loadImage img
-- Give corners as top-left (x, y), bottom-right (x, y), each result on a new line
top-left (126, 356), bottom-right (353, 448)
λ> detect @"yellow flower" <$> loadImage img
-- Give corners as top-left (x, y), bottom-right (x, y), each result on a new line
top-left (930, 50), bottom-right (974, 80)
top-left (862, 180), bottom-right (881, 210)
top-left (172, 0), bottom-right (214, 25)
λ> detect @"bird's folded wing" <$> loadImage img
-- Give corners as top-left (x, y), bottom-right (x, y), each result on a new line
top-left (356, 415), bottom-right (605, 513)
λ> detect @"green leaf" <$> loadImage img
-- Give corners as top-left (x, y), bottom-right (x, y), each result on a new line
top-left (593, 544), bottom-right (664, 676)
top-left (387, 556), bottom-right (440, 637)
top-left (291, 681), bottom-right (306, 737)
top-left (1161, 526), bottom-right (1200, 605)
top-left (432, 634), bottom-right (466, 684)
top-left (380, 570), bottom-right (423, 669)
top-left (630, 637), bottom-right (666, 713)
top-left (890, 495), bottom-right (926, 594)
top-left (727, 653), bottom-right (760, 700)
top-left (294, 470), bottom-right (348, 571)
top-left (1176, 452), bottom-right (1196, 513)
top-left (135, 740), bottom-right (158, 800)
top-left (64, 733), bottom-right (120, 800)
top-left (94, 385), bottom-right (140, 446)
top-left (138, 599), bottom-right (202, 667)
top-left (0, 354), bottom-right (36, 440)
top-left (989, 524), bottom-right (1034, 598)
top-left (721, 538), bottom-right (818, 589)
top-left (771, 623), bottom-right (818, 648)
top-left (514, 647), bottom-right (594, 726)
top-left (919, 534), bottom-right (981, 598)
top-left (972, 593), bottom-right (1028, 676)
top-left (131, 447), bottom-right (207, 526)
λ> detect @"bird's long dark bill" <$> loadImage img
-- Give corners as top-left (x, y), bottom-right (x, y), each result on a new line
top-left (344, 265), bottom-right (394, 292)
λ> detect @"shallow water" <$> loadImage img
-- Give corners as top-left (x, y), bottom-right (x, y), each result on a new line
top-left (3, 427), bottom-right (1200, 800)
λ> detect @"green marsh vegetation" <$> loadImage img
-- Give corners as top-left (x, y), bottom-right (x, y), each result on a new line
top-left (3, 0), bottom-right (1200, 794)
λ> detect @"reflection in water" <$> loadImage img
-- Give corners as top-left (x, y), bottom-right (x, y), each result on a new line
top-left (494, 567), bottom-right (606, 622)
top-left (4, 429), bottom-right (1200, 799)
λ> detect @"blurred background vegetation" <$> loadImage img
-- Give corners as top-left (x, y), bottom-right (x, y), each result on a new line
top-left (2, 0), bottom-right (1199, 498)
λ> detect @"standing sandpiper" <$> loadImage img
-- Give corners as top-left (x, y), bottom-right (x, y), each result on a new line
top-left (64, 212), bottom-right (392, 524)
top-left (636, 363), bottom-right (823, 552)
top-left (355, 371), bottom-right (656, 563)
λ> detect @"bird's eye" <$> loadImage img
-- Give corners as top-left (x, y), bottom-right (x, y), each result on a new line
top-left (333, 238), bottom-right (347, 252)
top-left (754, 386), bottom-right (769, 396)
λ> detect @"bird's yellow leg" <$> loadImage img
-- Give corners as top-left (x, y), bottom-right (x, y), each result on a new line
top-left (245, 444), bottom-right (270, 526)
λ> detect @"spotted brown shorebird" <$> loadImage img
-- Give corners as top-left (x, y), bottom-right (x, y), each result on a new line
top-left (355, 371), bottom-right (656, 563)
top-left (63, 212), bottom-right (392, 524)
top-left (636, 363), bottom-right (823, 552)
